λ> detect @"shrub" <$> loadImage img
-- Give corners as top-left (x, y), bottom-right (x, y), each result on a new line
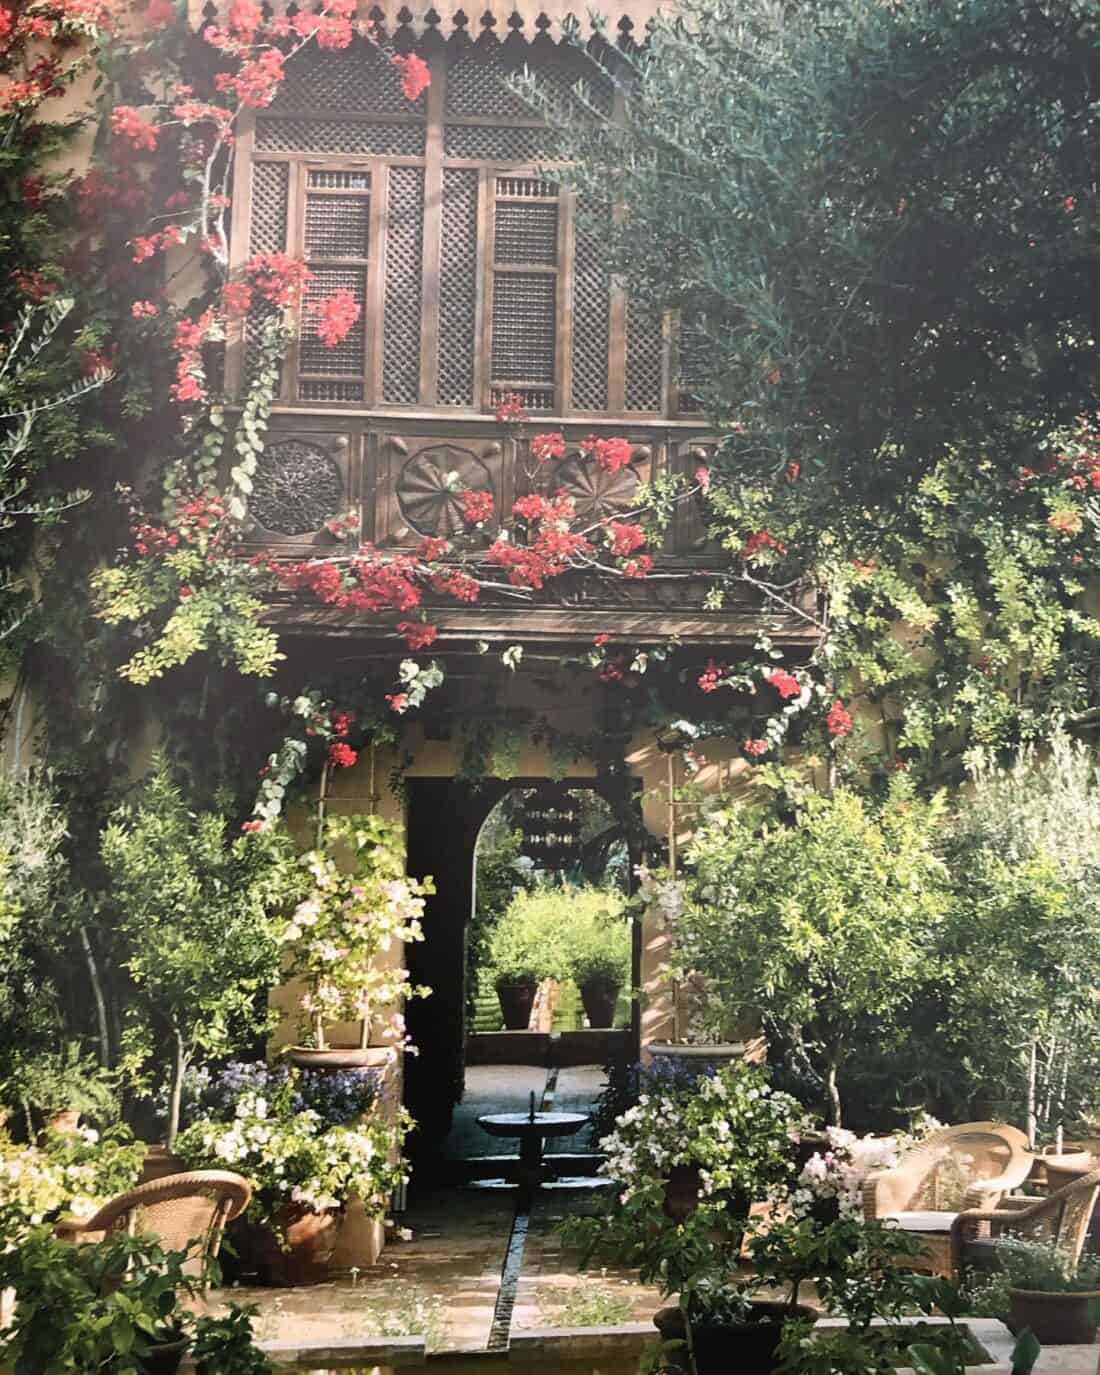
top-left (487, 884), bottom-right (627, 991)
top-left (995, 1239), bottom-right (1100, 1294)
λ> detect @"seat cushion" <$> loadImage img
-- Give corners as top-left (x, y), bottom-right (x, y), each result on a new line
top-left (886, 1210), bottom-right (958, 1233)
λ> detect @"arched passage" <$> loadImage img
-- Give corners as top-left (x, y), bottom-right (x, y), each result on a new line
top-left (403, 776), bottom-right (643, 1160)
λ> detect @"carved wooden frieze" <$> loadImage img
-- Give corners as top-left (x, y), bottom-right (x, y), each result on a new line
top-left (244, 432), bottom-right (354, 546)
top-left (374, 433), bottom-right (504, 547)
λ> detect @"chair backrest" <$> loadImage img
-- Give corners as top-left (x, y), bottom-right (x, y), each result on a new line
top-left (1043, 1168), bottom-right (1100, 1262)
top-left (908, 1122), bottom-right (1031, 1210)
top-left (81, 1170), bottom-right (252, 1277)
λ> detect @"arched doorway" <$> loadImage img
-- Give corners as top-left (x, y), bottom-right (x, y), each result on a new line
top-left (403, 776), bottom-right (643, 1162)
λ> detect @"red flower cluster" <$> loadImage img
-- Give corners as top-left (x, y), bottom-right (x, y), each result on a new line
top-left (386, 692), bottom-right (410, 713)
top-left (330, 709), bottom-right (356, 737)
top-left (620, 554), bottom-right (653, 578)
top-left (697, 659), bottom-right (727, 693)
top-left (392, 53), bottom-right (431, 101)
top-left (131, 224), bottom-right (182, 264)
top-left (275, 554), bottom-right (422, 613)
top-left (170, 309), bottom-right (215, 403)
top-left (511, 492), bottom-right (575, 524)
top-left (495, 393), bottom-right (529, 424)
top-left (240, 819), bottom-right (266, 834)
top-left (461, 489), bottom-right (495, 524)
top-left (327, 741), bottom-right (358, 769)
top-left (826, 701), bottom-right (853, 738)
top-left (414, 536), bottom-right (448, 561)
top-left (593, 633), bottom-right (610, 646)
top-left (214, 47), bottom-right (286, 107)
top-left (743, 739), bottom-right (769, 757)
top-left (694, 463), bottom-right (711, 492)
top-left (580, 434), bottom-right (633, 473)
top-left (397, 620), bottom-right (438, 650)
top-left (131, 299), bottom-right (159, 318)
top-left (430, 570), bottom-right (480, 602)
top-left (111, 105), bottom-right (159, 151)
top-left (310, 288), bottom-right (361, 348)
top-left (741, 529), bottom-right (787, 561)
top-left (765, 669), bottom-right (801, 700)
top-left (246, 252), bottom-right (313, 306)
top-left (608, 522), bottom-right (646, 557)
top-left (531, 431), bottom-right (566, 464)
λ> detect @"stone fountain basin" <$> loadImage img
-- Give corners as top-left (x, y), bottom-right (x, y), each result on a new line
top-left (477, 1112), bottom-right (588, 1139)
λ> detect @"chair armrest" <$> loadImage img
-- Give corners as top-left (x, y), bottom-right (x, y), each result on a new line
top-left (863, 1165), bottom-right (922, 1220)
top-left (960, 1165), bottom-right (1035, 1211)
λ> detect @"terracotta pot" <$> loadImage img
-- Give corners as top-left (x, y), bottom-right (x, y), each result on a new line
top-left (579, 977), bottom-right (620, 1029)
top-left (287, 1045), bottom-right (392, 1071)
top-left (137, 1335), bottom-right (188, 1375)
top-left (232, 1206), bottom-right (341, 1286)
top-left (655, 1301), bottom-right (818, 1375)
top-left (1008, 1288), bottom-right (1100, 1345)
top-left (496, 981), bottom-right (537, 1031)
top-left (140, 1145), bottom-right (187, 1185)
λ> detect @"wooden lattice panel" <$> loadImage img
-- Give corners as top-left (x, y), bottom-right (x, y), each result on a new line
top-left (571, 207), bottom-right (610, 411)
top-left (495, 201), bottom-right (558, 264)
top-left (300, 267), bottom-right (367, 377)
top-left (269, 36), bottom-right (422, 114)
top-left (438, 168), bottom-right (480, 407)
top-left (445, 39), bottom-right (531, 118)
top-left (491, 274), bottom-right (557, 386)
top-left (624, 299), bottom-right (663, 412)
top-left (382, 165), bottom-right (425, 404)
top-left (256, 119), bottom-right (426, 156)
top-left (442, 123), bottom-right (555, 161)
top-left (249, 162), bottom-right (289, 253)
top-left (305, 193), bottom-right (370, 259)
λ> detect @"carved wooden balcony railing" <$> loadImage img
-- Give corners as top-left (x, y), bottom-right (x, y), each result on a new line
top-left (252, 414), bottom-right (821, 646)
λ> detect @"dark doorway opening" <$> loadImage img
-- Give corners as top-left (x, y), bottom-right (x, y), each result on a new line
top-left (403, 777), bottom-right (642, 1169)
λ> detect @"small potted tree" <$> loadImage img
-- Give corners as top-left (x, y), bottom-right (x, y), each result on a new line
top-left (485, 888), bottom-right (567, 1030)
top-left (101, 764), bottom-right (309, 1150)
top-left (281, 815), bottom-right (433, 1070)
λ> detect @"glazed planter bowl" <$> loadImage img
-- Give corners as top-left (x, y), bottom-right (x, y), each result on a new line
top-left (655, 1301), bottom-right (818, 1375)
top-left (1008, 1287), bottom-right (1100, 1345)
top-left (287, 1045), bottom-right (392, 1071)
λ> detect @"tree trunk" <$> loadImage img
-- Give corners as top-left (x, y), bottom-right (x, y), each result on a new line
top-left (79, 925), bottom-right (112, 1068)
top-left (826, 1054), bottom-right (842, 1128)
top-left (167, 1021), bottom-right (188, 1150)
top-left (1026, 1039), bottom-right (1038, 1149)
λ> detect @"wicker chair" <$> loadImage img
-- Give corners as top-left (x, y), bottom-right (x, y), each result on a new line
top-left (950, 1166), bottom-right (1100, 1280)
top-left (56, 1170), bottom-right (251, 1279)
top-left (862, 1122), bottom-right (1033, 1277)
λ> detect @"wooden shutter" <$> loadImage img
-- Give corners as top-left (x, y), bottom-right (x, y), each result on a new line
top-left (488, 176), bottom-right (560, 413)
top-left (297, 168), bottom-right (370, 403)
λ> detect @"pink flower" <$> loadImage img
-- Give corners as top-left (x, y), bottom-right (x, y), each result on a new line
top-left (765, 669), bottom-right (801, 701)
top-left (241, 819), bottom-right (265, 833)
top-left (826, 701), bottom-right (853, 738)
top-left (743, 738), bottom-right (769, 758)
top-left (391, 53), bottom-right (431, 101)
top-left (386, 692), bottom-right (410, 713)
top-left (327, 741), bottom-right (358, 768)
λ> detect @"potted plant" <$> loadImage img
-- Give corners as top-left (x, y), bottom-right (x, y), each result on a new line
top-left (101, 764), bottom-right (310, 1148)
top-left (0, 1120), bottom-right (145, 1240)
top-left (5, 1042), bottom-right (120, 1139)
top-left (176, 1060), bottom-right (408, 1285)
top-left (565, 898), bottom-right (631, 1029)
top-left (281, 815), bottom-right (433, 1069)
top-left (485, 887), bottom-right (569, 1030)
top-left (996, 1237), bottom-right (1100, 1344)
top-left (0, 1224), bottom-right (273, 1374)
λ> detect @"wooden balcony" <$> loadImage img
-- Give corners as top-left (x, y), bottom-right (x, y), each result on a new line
top-left (253, 412), bottom-right (820, 646)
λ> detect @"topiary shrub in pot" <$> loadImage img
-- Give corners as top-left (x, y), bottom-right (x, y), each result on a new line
top-left (486, 887), bottom-right (570, 1030)
top-left (996, 1238), bottom-right (1100, 1344)
top-left (565, 896), bottom-right (631, 1029)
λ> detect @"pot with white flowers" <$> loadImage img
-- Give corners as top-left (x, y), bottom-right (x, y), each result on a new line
top-left (281, 815), bottom-right (434, 1072)
top-left (176, 1060), bottom-right (411, 1285)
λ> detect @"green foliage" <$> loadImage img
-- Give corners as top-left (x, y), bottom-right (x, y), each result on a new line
top-left (0, 1123), bottom-right (144, 1237)
top-left (995, 1239), bottom-right (1100, 1294)
top-left (678, 781), bottom-right (950, 1122)
top-left (100, 761), bottom-right (308, 1145)
top-left (536, 1286), bottom-right (636, 1328)
top-left (556, 0), bottom-right (1100, 781)
top-left (486, 884), bottom-right (626, 990)
top-left (191, 1306), bottom-right (274, 1375)
top-left (0, 1226), bottom-right (196, 1374)
top-left (4, 1041), bottom-right (119, 1126)
top-left (469, 818), bottom-right (534, 1018)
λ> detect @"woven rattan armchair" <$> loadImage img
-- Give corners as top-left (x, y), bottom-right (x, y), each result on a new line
top-left (56, 1170), bottom-right (251, 1278)
top-left (862, 1122), bottom-right (1032, 1276)
top-left (950, 1166), bottom-right (1100, 1280)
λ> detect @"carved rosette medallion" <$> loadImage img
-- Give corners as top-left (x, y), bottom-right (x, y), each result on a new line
top-left (555, 450), bottom-right (643, 522)
top-left (250, 439), bottom-right (343, 536)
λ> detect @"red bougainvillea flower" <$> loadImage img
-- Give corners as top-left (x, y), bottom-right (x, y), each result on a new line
top-left (495, 393), bottom-right (529, 424)
top-left (330, 710), bottom-right (356, 737)
top-left (694, 463), bottom-right (711, 492)
top-left (512, 494), bottom-right (548, 521)
top-left (461, 489), bottom-right (495, 524)
top-left (743, 739), bottom-right (769, 757)
top-left (593, 633), bottom-right (610, 646)
top-left (310, 288), bottom-right (360, 348)
top-left (328, 741), bottom-right (358, 769)
top-left (145, 0), bottom-right (177, 28)
top-left (245, 251), bottom-right (313, 306)
top-left (608, 521), bottom-right (646, 557)
top-left (786, 462), bottom-right (800, 482)
top-left (1064, 195), bottom-right (1077, 213)
top-left (416, 535), bottom-right (450, 561)
top-left (240, 819), bottom-right (266, 833)
top-left (178, 586), bottom-right (195, 598)
top-left (697, 659), bottom-right (726, 693)
top-left (1048, 509), bottom-right (1083, 535)
top-left (765, 669), bottom-right (801, 701)
top-left (214, 48), bottom-right (286, 108)
top-left (391, 52), bottom-right (431, 101)
top-left (131, 299), bottom-right (158, 318)
top-left (386, 692), bottom-right (410, 713)
top-left (397, 620), bottom-right (438, 651)
top-left (531, 431), bottom-right (566, 464)
top-left (111, 105), bottom-right (159, 151)
top-left (741, 529), bottom-right (787, 560)
top-left (431, 570), bottom-right (479, 602)
top-left (621, 554), bottom-right (654, 578)
top-left (598, 656), bottom-right (626, 682)
top-left (580, 434), bottom-right (633, 473)
top-left (826, 701), bottom-right (853, 738)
